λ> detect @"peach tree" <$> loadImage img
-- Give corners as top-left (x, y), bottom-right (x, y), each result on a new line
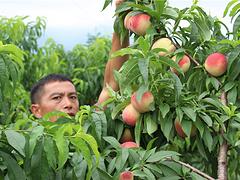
top-left (102, 0), bottom-right (240, 179)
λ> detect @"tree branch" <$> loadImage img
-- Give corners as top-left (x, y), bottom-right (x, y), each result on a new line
top-left (170, 158), bottom-right (215, 180)
top-left (218, 92), bottom-right (228, 180)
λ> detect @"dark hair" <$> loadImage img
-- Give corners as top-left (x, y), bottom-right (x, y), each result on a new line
top-left (31, 74), bottom-right (73, 104)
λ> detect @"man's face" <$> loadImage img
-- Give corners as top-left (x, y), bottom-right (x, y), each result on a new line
top-left (31, 81), bottom-right (79, 121)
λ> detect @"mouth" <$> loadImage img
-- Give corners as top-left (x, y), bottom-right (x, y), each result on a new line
top-left (67, 112), bottom-right (75, 116)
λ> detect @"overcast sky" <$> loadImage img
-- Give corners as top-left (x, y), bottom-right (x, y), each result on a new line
top-left (0, 0), bottom-right (231, 50)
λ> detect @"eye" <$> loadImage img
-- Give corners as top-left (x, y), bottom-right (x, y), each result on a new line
top-left (70, 95), bottom-right (77, 100)
top-left (52, 96), bottom-right (62, 101)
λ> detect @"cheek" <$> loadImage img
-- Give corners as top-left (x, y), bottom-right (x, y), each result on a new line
top-left (40, 102), bottom-right (59, 115)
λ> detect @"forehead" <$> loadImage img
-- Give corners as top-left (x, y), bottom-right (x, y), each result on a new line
top-left (42, 81), bottom-right (77, 95)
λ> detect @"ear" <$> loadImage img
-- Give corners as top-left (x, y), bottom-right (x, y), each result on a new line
top-left (31, 104), bottom-right (42, 118)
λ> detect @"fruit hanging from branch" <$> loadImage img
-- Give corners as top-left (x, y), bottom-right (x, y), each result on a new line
top-left (124, 11), bottom-right (151, 36)
top-left (122, 104), bottom-right (140, 126)
top-left (170, 55), bottom-right (191, 74)
top-left (204, 52), bottom-right (228, 77)
top-left (131, 91), bottom-right (154, 113)
top-left (151, 38), bottom-right (176, 56)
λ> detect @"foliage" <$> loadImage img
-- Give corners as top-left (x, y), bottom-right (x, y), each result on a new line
top-left (103, 0), bottom-right (240, 179)
top-left (0, 0), bottom-right (240, 179)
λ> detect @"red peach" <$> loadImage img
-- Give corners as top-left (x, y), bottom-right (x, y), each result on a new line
top-left (171, 55), bottom-right (191, 74)
top-left (124, 12), bottom-right (132, 30)
top-left (121, 141), bottom-right (139, 148)
top-left (174, 118), bottom-right (196, 138)
top-left (119, 171), bottom-right (134, 180)
top-left (128, 13), bottom-right (151, 36)
top-left (204, 52), bottom-right (227, 77)
top-left (122, 104), bottom-right (140, 126)
top-left (131, 91), bottom-right (154, 113)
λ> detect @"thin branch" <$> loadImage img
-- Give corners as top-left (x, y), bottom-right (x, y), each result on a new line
top-left (170, 38), bottom-right (200, 66)
top-left (170, 158), bottom-right (215, 180)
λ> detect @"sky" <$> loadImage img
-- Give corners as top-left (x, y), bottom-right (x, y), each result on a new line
top-left (0, 0), bottom-right (231, 50)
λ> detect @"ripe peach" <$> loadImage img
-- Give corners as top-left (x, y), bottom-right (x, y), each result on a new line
top-left (127, 13), bottom-right (151, 36)
top-left (174, 118), bottom-right (196, 138)
top-left (122, 104), bottom-right (140, 126)
top-left (124, 12), bottom-right (132, 30)
top-left (204, 52), bottom-right (227, 77)
top-left (151, 38), bottom-right (176, 56)
top-left (120, 128), bottom-right (133, 143)
top-left (121, 141), bottom-right (139, 148)
top-left (119, 171), bottom-right (134, 180)
top-left (131, 91), bottom-right (154, 113)
top-left (171, 55), bottom-right (191, 74)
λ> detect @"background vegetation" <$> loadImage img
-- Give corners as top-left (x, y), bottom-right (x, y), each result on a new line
top-left (0, 0), bottom-right (240, 179)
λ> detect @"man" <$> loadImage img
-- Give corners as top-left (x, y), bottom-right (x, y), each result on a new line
top-left (30, 0), bottom-right (129, 120)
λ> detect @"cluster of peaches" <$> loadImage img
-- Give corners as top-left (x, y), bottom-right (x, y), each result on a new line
top-left (124, 11), bottom-right (228, 77)
top-left (119, 11), bottom-right (228, 146)
top-left (118, 10), bottom-right (228, 180)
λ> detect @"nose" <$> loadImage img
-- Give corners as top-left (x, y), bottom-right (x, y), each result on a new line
top-left (63, 97), bottom-right (73, 110)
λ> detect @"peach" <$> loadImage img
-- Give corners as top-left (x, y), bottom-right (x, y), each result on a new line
top-left (171, 55), bottom-right (191, 74)
top-left (127, 13), bottom-right (151, 36)
top-left (174, 118), bottom-right (196, 138)
top-left (204, 52), bottom-right (227, 77)
top-left (122, 104), bottom-right (140, 126)
top-left (120, 128), bottom-right (133, 143)
top-left (121, 141), bottom-right (139, 148)
top-left (124, 12), bottom-right (132, 30)
top-left (131, 91), bottom-right (154, 113)
top-left (119, 171), bottom-right (134, 180)
top-left (151, 38), bottom-right (176, 56)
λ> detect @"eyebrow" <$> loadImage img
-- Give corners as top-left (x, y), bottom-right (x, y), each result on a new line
top-left (49, 92), bottom-right (78, 97)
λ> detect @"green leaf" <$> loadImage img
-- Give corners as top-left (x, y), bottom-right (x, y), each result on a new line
top-left (202, 98), bottom-right (223, 110)
top-left (111, 47), bottom-right (144, 59)
top-left (159, 113), bottom-right (173, 141)
top-left (145, 114), bottom-right (158, 136)
top-left (78, 132), bottom-right (100, 165)
top-left (137, 36), bottom-right (151, 55)
top-left (103, 136), bottom-right (121, 149)
top-left (111, 100), bottom-right (129, 119)
top-left (223, 0), bottom-right (239, 17)
top-left (5, 130), bottom-right (26, 157)
top-left (159, 103), bottom-right (170, 118)
top-left (29, 126), bottom-right (44, 157)
top-left (171, 73), bottom-right (183, 102)
top-left (115, 148), bottom-right (129, 171)
top-left (125, 3), bottom-right (158, 17)
top-left (154, 0), bottom-right (166, 19)
top-left (203, 127), bottom-right (213, 152)
top-left (199, 114), bottom-right (213, 127)
top-left (102, 0), bottom-right (112, 11)
top-left (70, 138), bottom-right (92, 180)
top-left (233, 14), bottom-right (240, 37)
top-left (158, 56), bottom-right (183, 75)
top-left (138, 58), bottom-right (149, 84)
top-left (224, 82), bottom-right (235, 92)
top-left (0, 151), bottom-right (26, 180)
top-left (181, 120), bottom-right (192, 137)
top-left (230, 3), bottom-right (240, 17)
top-left (43, 136), bottom-right (57, 169)
top-left (135, 115), bottom-right (143, 145)
top-left (97, 168), bottom-right (113, 180)
top-left (54, 129), bottom-right (69, 169)
top-left (146, 151), bottom-right (180, 163)
top-left (143, 167), bottom-right (156, 180)
top-left (181, 107), bottom-right (196, 122)
top-left (227, 86), bottom-right (237, 104)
